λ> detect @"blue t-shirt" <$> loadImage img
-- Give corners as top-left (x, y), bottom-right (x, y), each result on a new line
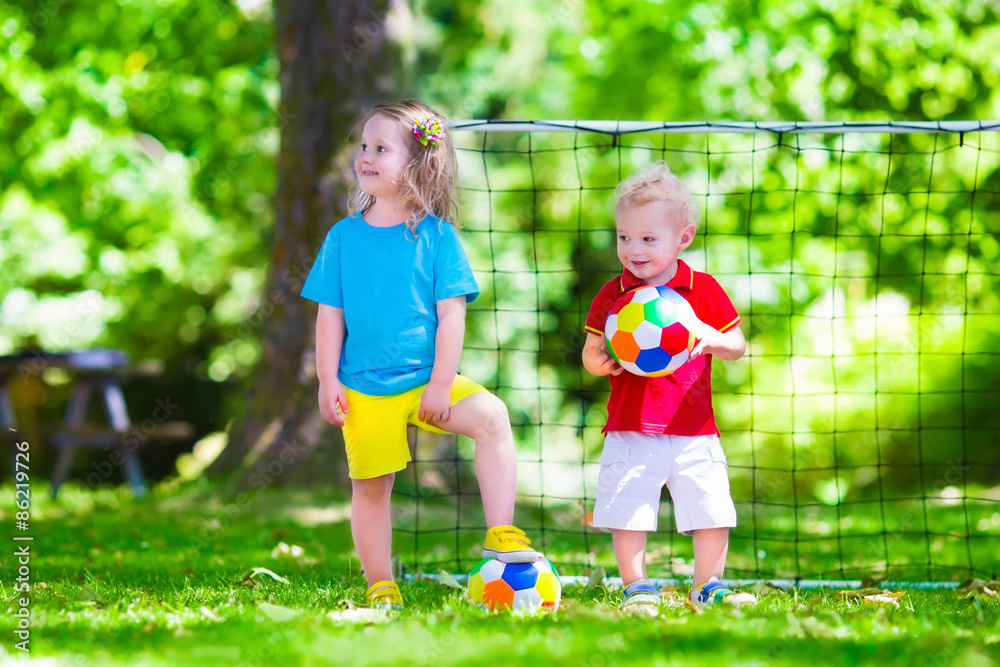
top-left (301, 212), bottom-right (480, 396)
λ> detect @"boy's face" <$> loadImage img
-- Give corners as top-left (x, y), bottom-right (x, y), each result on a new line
top-left (616, 200), bottom-right (696, 285)
top-left (355, 113), bottom-right (412, 201)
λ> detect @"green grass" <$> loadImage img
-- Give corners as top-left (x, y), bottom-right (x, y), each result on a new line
top-left (1, 480), bottom-right (999, 667)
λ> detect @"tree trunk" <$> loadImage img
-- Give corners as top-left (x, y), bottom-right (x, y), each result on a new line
top-left (208, 0), bottom-right (413, 486)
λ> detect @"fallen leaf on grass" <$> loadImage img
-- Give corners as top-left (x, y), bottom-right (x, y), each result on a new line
top-left (258, 602), bottom-right (297, 623)
top-left (438, 570), bottom-right (463, 590)
top-left (863, 594), bottom-right (902, 608)
top-left (79, 583), bottom-right (103, 603)
top-left (327, 608), bottom-right (393, 624)
top-left (836, 589), bottom-right (905, 602)
top-left (586, 565), bottom-right (606, 589)
top-left (200, 606), bottom-right (223, 622)
top-left (239, 567), bottom-right (289, 587)
top-left (957, 579), bottom-right (1000, 599)
top-left (957, 578), bottom-right (986, 593)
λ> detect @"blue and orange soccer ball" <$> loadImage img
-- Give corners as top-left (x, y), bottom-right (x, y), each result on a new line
top-left (605, 285), bottom-right (699, 377)
top-left (467, 557), bottom-right (561, 612)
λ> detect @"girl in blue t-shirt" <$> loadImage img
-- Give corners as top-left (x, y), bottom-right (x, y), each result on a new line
top-left (301, 100), bottom-right (540, 610)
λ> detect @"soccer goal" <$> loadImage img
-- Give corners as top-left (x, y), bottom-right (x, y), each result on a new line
top-left (393, 120), bottom-right (1000, 589)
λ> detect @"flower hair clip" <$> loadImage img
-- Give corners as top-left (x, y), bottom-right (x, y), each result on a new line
top-left (412, 115), bottom-right (445, 147)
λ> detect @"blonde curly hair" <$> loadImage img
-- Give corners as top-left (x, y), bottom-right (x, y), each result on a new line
top-left (348, 99), bottom-right (459, 234)
top-left (615, 161), bottom-right (700, 230)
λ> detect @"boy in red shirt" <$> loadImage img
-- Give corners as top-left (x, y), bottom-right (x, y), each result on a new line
top-left (582, 161), bottom-right (757, 614)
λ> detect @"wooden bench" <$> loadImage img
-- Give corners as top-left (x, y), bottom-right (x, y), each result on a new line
top-left (0, 350), bottom-right (194, 498)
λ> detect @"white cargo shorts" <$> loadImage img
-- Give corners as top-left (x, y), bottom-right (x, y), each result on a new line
top-left (592, 431), bottom-right (737, 534)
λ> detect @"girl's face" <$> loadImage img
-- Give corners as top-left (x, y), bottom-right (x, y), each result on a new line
top-left (355, 113), bottom-right (412, 202)
top-left (616, 200), bottom-right (696, 285)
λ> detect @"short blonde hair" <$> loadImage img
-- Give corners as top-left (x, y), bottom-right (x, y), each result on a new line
top-left (615, 161), bottom-right (700, 230)
top-left (348, 99), bottom-right (459, 232)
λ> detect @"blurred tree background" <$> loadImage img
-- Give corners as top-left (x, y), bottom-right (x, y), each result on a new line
top-left (1, 0), bottom-right (998, 503)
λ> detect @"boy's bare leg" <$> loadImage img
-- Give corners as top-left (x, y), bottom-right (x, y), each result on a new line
top-left (431, 391), bottom-right (516, 527)
top-left (351, 473), bottom-right (395, 584)
top-left (613, 529), bottom-right (648, 585)
top-left (691, 527), bottom-right (729, 585)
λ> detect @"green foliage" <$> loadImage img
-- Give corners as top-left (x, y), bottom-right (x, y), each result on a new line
top-left (419, 0), bottom-right (1000, 122)
top-left (0, 0), bottom-right (276, 386)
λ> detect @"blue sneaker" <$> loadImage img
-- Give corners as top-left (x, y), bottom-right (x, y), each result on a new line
top-left (690, 576), bottom-right (757, 608)
top-left (621, 578), bottom-right (660, 616)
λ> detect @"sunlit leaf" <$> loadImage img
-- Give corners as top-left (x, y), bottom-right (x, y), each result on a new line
top-left (239, 567), bottom-right (289, 587)
top-left (326, 608), bottom-right (392, 624)
top-left (78, 583), bottom-right (102, 603)
top-left (257, 602), bottom-right (297, 622)
top-left (200, 606), bottom-right (223, 622)
top-left (438, 570), bottom-right (463, 590)
top-left (863, 594), bottom-right (903, 608)
top-left (586, 565), bottom-right (605, 589)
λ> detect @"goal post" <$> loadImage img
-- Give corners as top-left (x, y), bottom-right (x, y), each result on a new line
top-left (391, 120), bottom-right (1000, 586)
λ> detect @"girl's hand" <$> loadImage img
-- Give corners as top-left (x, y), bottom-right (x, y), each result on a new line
top-left (418, 381), bottom-right (452, 424)
top-left (318, 379), bottom-right (348, 426)
top-left (586, 338), bottom-right (624, 376)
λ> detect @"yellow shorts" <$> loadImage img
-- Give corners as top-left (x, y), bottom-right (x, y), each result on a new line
top-left (342, 375), bottom-right (487, 479)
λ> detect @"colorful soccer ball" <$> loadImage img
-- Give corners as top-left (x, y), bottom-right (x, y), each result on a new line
top-left (605, 285), bottom-right (699, 377)
top-left (467, 557), bottom-right (561, 613)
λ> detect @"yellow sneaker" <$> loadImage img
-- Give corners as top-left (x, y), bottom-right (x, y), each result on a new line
top-left (482, 525), bottom-right (542, 563)
top-left (366, 580), bottom-right (404, 610)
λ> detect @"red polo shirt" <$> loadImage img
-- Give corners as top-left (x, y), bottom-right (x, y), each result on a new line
top-left (584, 259), bottom-right (741, 436)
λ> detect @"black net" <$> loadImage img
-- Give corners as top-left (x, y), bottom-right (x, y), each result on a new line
top-left (391, 122), bottom-right (1000, 584)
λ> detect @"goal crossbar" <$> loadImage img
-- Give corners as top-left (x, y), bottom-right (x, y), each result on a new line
top-left (449, 119), bottom-right (1000, 135)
